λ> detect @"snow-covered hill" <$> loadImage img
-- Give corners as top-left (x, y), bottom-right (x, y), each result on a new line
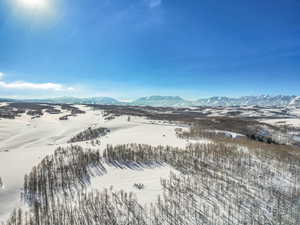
top-left (288, 96), bottom-right (300, 108)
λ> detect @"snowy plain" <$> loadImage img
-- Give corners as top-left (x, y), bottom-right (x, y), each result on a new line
top-left (0, 105), bottom-right (190, 222)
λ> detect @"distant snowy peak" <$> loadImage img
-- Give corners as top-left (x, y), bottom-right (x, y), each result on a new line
top-left (0, 95), bottom-right (298, 107)
top-left (131, 96), bottom-right (190, 107)
top-left (288, 96), bottom-right (300, 108)
top-left (83, 97), bottom-right (121, 105)
top-left (197, 95), bottom-right (295, 107)
top-left (11, 97), bottom-right (122, 105)
top-left (130, 95), bottom-right (295, 107)
top-left (138, 96), bottom-right (184, 101)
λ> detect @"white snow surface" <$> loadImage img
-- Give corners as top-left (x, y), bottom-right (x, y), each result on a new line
top-left (0, 103), bottom-right (8, 108)
top-left (260, 118), bottom-right (300, 128)
top-left (89, 163), bottom-right (178, 206)
top-left (0, 105), bottom-right (190, 222)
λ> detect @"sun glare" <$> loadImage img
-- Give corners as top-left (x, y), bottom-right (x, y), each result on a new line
top-left (17, 0), bottom-right (49, 10)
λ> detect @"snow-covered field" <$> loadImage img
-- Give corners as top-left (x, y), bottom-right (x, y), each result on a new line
top-left (260, 118), bottom-right (300, 128)
top-left (0, 105), bottom-right (189, 222)
top-left (0, 103), bottom-right (8, 108)
top-left (90, 163), bottom-right (178, 206)
top-left (200, 106), bottom-right (296, 118)
top-left (289, 108), bottom-right (300, 117)
top-left (260, 108), bottom-right (300, 129)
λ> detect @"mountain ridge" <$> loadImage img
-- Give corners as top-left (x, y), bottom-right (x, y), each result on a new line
top-left (0, 95), bottom-right (299, 108)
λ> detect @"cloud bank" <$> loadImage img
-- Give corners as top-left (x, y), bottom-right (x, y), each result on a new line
top-left (0, 81), bottom-right (73, 91)
top-left (0, 72), bottom-right (74, 91)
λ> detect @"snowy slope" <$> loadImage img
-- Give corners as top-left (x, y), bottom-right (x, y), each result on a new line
top-left (288, 96), bottom-right (300, 108)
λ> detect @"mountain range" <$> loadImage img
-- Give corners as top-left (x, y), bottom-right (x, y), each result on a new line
top-left (1, 95), bottom-right (299, 108)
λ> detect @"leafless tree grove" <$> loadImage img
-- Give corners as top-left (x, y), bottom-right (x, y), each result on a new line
top-left (68, 127), bottom-right (110, 143)
top-left (4, 139), bottom-right (300, 225)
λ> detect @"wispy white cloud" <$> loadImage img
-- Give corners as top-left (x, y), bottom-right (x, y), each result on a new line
top-left (145, 0), bottom-right (162, 8)
top-left (0, 81), bottom-right (73, 91)
top-left (0, 72), bottom-right (74, 91)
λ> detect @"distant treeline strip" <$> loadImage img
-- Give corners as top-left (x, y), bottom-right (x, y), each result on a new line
top-left (68, 127), bottom-right (110, 143)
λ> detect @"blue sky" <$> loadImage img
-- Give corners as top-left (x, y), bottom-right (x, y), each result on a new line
top-left (0, 0), bottom-right (299, 100)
